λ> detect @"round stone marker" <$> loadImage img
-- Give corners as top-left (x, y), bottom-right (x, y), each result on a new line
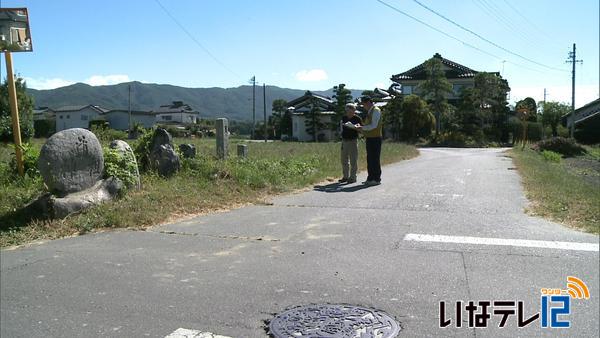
top-left (38, 128), bottom-right (104, 194)
top-left (269, 304), bottom-right (401, 338)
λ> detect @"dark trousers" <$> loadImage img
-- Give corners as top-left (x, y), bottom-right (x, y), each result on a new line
top-left (365, 137), bottom-right (382, 182)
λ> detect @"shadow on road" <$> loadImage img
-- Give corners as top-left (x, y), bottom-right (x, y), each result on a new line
top-left (313, 182), bottom-right (373, 193)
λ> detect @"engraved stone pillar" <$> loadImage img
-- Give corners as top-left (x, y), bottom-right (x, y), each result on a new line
top-left (237, 144), bottom-right (248, 158)
top-left (216, 118), bottom-right (229, 159)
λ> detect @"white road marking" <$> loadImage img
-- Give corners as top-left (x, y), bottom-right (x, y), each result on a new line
top-left (403, 233), bottom-right (599, 252)
top-left (165, 328), bottom-right (231, 338)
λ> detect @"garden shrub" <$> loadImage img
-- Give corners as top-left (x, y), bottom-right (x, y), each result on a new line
top-left (532, 137), bottom-right (586, 157)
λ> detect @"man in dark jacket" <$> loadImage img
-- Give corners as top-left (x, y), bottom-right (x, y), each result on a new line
top-left (339, 103), bottom-right (363, 183)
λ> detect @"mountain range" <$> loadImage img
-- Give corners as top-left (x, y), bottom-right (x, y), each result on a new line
top-left (27, 82), bottom-right (366, 121)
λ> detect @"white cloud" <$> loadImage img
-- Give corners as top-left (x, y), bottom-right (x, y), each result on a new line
top-left (510, 84), bottom-right (599, 109)
top-left (295, 69), bottom-right (328, 82)
top-left (23, 74), bottom-right (131, 90)
top-left (24, 77), bottom-right (75, 90)
top-left (84, 74), bottom-right (130, 86)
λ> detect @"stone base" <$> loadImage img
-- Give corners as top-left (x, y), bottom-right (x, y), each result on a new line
top-left (29, 177), bottom-right (124, 219)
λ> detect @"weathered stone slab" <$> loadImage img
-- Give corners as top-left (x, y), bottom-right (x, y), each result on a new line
top-left (38, 128), bottom-right (104, 194)
top-left (29, 177), bottom-right (123, 219)
top-left (179, 144), bottom-right (196, 159)
top-left (237, 144), bottom-right (248, 158)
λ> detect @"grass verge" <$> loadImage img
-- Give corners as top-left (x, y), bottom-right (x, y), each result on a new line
top-left (1, 139), bottom-right (418, 247)
top-left (510, 147), bottom-right (599, 233)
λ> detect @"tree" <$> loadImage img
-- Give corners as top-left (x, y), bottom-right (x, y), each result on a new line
top-left (469, 72), bottom-right (510, 141)
top-left (416, 57), bottom-right (453, 135)
top-left (515, 97), bottom-right (538, 122)
top-left (332, 84), bottom-right (353, 131)
top-left (401, 95), bottom-right (435, 140)
top-left (304, 97), bottom-right (326, 142)
top-left (541, 101), bottom-right (570, 137)
top-left (271, 99), bottom-right (289, 138)
top-left (383, 96), bottom-right (403, 141)
top-left (0, 77), bottom-right (35, 142)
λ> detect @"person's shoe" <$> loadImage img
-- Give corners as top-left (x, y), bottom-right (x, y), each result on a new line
top-left (363, 180), bottom-right (381, 186)
top-left (347, 178), bottom-right (357, 184)
top-left (338, 177), bottom-right (349, 183)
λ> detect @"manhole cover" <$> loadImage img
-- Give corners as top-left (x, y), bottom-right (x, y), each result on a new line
top-left (269, 304), bottom-right (401, 338)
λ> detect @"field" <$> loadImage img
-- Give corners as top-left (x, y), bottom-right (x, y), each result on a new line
top-left (510, 146), bottom-right (600, 234)
top-left (0, 137), bottom-right (418, 247)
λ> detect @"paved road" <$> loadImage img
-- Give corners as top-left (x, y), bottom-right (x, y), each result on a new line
top-left (1, 148), bottom-right (598, 337)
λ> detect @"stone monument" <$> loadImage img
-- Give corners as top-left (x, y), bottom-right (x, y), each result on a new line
top-left (216, 118), bottom-right (228, 159)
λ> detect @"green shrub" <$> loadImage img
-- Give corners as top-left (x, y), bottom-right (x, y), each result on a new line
top-left (541, 150), bottom-right (561, 163)
top-left (103, 146), bottom-right (139, 189)
top-left (9, 143), bottom-right (40, 177)
top-left (532, 137), bottom-right (586, 157)
top-left (91, 125), bottom-right (128, 142)
top-left (33, 120), bottom-right (55, 138)
top-left (133, 129), bottom-right (155, 172)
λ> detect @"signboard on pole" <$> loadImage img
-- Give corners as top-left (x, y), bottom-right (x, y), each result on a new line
top-left (0, 8), bottom-right (33, 52)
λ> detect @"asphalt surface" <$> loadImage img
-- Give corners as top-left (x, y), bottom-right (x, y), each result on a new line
top-left (1, 147), bottom-right (599, 337)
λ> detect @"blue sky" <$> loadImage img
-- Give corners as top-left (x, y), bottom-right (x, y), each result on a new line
top-left (2, 0), bottom-right (599, 107)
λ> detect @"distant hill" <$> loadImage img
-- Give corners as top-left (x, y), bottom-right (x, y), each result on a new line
top-left (27, 82), bottom-right (366, 121)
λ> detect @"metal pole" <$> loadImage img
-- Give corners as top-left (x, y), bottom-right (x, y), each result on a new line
top-left (128, 84), bottom-right (132, 133)
top-left (4, 52), bottom-right (24, 176)
top-left (263, 83), bottom-right (267, 142)
top-left (252, 77), bottom-right (256, 139)
top-left (570, 43), bottom-right (576, 138)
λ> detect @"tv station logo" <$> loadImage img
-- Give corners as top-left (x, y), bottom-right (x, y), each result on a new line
top-left (439, 276), bottom-right (590, 329)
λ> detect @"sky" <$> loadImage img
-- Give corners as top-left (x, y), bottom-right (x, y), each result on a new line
top-left (1, 0), bottom-right (598, 108)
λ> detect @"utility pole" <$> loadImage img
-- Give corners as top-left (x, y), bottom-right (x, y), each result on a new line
top-left (251, 76), bottom-right (256, 139)
top-left (128, 84), bottom-right (132, 136)
top-left (543, 88), bottom-right (547, 104)
top-left (263, 83), bottom-right (267, 142)
top-left (565, 43), bottom-right (582, 138)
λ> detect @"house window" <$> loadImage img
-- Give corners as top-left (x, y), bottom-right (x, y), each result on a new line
top-left (453, 84), bottom-right (464, 95)
top-left (162, 115), bottom-right (172, 121)
top-left (403, 85), bottom-right (413, 95)
top-left (66, 115), bottom-right (70, 119)
top-left (81, 115), bottom-right (88, 121)
top-left (293, 122), bottom-right (298, 132)
top-left (59, 115), bottom-right (63, 119)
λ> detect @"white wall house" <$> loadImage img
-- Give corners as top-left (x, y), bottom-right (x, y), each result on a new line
top-left (390, 53), bottom-right (495, 105)
top-left (287, 91), bottom-right (336, 142)
top-left (104, 110), bottom-right (156, 130)
top-left (155, 101), bottom-right (200, 124)
top-left (54, 105), bottom-right (107, 132)
top-left (291, 112), bottom-right (336, 142)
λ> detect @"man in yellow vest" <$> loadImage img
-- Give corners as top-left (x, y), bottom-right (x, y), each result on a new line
top-left (357, 96), bottom-right (383, 185)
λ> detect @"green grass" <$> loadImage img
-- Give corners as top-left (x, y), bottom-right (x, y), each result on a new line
top-left (0, 138), bottom-right (418, 247)
top-left (510, 147), bottom-right (600, 233)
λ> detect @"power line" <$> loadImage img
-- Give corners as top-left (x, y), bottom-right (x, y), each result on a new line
top-left (411, 0), bottom-right (568, 73)
top-left (153, 0), bottom-right (241, 80)
top-left (501, 0), bottom-right (560, 48)
top-left (374, 0), bottom-right (547, 74)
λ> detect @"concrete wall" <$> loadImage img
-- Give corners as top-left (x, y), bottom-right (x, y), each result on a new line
top-left (156, 113), bottom-right (198, 124)
top-left (55, 107), bottom-right (101, 132)
top-left (104, 111), bottom-right (155, 130)
top-left (291, 114), bottom-right (335, 142)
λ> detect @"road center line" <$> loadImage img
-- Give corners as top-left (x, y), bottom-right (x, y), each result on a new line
top-left (165, 328), bottom-right (232, 338)
top-left (403, 233), bottom-right (599, 252)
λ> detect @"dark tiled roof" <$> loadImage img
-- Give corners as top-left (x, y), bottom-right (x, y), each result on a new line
top-left (286, 91), bottom-right (334, 110)
top-left (155, 101), bottom-right (199, 114)
top-left (53, 105), bottom-right (108, 113)
top-left (391, 53), bottom-right (479, 81)
top-left (105, 109), bottom-right (155, 116)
